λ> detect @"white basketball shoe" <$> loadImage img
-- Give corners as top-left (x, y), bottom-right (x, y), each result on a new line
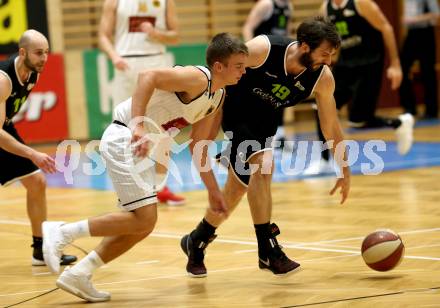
top-left (56, 267), bottom-right (111, 302)
top-left (42, 221), bottom-right (72, 273)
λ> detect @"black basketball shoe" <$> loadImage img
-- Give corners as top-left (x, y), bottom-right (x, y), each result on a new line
top-left (32, 243), bottom-right (77, 266)
top-left (181, 233), bottom-right (217, 277)
top-left (258, 223), bottom-right (301, 275)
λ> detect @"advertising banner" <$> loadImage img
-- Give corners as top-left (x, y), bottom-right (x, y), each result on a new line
top-left (83, 45), bottom-right (207, 138)
top-left (0, 0), bottom-right (50, 55)
top-left (83, 49), bottom-right (115, 139)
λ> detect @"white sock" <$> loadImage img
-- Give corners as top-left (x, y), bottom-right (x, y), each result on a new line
top-left (61, 220), bottom-right (90, 241)
top-left (70, 250), bottom-right (104, 276)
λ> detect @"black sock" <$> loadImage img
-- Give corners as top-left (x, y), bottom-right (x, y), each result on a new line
top-left (364, 117), bottom-right (401, 129)
top-left (190, 219), bottom-right (216, 243)
top-left (32, 236), bottom-right (43, 247)
top-left (254, 223), bottom-right (270, 259)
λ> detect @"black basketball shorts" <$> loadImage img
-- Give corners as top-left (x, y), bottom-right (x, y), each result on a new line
top-left (216, 124), bottom-right (274, 187)
top-left (0, 124), bottom-right (40, 186)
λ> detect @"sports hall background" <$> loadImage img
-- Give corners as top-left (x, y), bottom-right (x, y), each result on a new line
top-left (2, 1), bottom-right (440, 306)
top-left (0, 0), bottom-right (437, 145)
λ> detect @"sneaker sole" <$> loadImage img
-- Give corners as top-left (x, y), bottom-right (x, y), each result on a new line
top-left (166, 200), bottom-right (185, 206)
top-left (31, 257), bottom-right (45, 266)
top-left (187, 272), bottom-right (207, 278)
top-left (56, 279), bottom-right (110, 303)
top-left (32, 256), bottom-right (77, 267)
top-left (259, 265), bottom-right (302, 277)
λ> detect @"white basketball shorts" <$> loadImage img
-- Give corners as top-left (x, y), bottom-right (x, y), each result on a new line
top-left (99, 122), bottom-right (158, 211)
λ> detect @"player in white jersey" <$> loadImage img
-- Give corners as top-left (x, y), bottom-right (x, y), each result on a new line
top-left (99, 0), bottom-right (184, 205)
top-left (42, 33), bottom-right (248, 303)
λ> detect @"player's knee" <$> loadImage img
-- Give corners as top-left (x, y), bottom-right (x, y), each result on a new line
top-left (229, 184), bottom-right (246, 203)
top-left (25, 173), bottom-right (47, 192)
top-left (133, 208), bottom-right (157, 234)
top-left (134, 230), bottom-right (152, 242)
top-left (250, 160), bottom-right (273, 178)
top-left (249, 153), bottom-right (274, 175)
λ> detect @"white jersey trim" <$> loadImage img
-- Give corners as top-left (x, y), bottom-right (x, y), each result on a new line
top-left (14, 57), bottom-right (24, 86)
top-left (310, 65), bottom-right (327, 96)
top-left (284, 41), bottom-right (297, 76)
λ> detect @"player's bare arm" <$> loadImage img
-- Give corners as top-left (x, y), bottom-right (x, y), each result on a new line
top-left (190, 106), bottom-right (228, 216)
top-left (356, 0), bottom-right (402, 89)
top-left (0, 75), bottom-right (32, 158)
top-left (131, 66), bottom-right (208, 156)
top-left (245, 35), bottom-right (271, 68)
top-left (314, 66), bottom-right (350, 204)
top-left (242, 0), bottom-right (273, 41)
top-left (0, 75), bottom-right (56, 173)
top-left (98, 0), bottom-right (128, 70)
top-left (143, 0), bottom-right (179, 44)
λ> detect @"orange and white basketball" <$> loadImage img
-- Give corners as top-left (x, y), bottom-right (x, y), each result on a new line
top-left (361, 229), bottom-right (405, 272)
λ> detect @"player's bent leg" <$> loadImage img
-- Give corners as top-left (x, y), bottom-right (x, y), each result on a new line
top-left (246, 152), bottom-right (300, 275)
top-left (57, 234), bottom-right (152, 303)
top-left (206, 167), bottom-right (247, 224)
top-left (95, 223), bottom-right (157, 263)
top-left (87, 203), bottom-right (158, 236)
top-left (21, 172), bottom-right (47, 237)
top-left (247, 151), bottom-right (274, 224)
top-left (55, 205), bottom-right (157, 302)
top-left (21, 173), bottom-right (78, 267)
top-left (181, 168), bottom-right (247, 278)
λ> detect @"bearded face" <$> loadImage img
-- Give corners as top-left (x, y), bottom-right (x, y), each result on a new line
top-left (298, 51), bottom-right (314, 70)
top-left (299, 41), bottom-right (336, 71)
top-left (24, 50), bottom-right (47, 73)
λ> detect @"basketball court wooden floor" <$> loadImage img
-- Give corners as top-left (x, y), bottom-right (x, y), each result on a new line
top-left (1, 121), bottom-right (440, 307)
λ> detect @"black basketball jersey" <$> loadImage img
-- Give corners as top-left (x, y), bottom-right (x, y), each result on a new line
top-left (223, 35), bottom-right (325, 138)
top-left (0, 54), bottom-right (38, 127)
top-left (325, 0), bottom-right (383, 66)
top-left (254, 0), bottom-right (291, 37)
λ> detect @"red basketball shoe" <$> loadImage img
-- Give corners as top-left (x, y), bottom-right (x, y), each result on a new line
top-left (157, 186), bottom-right (185, 206)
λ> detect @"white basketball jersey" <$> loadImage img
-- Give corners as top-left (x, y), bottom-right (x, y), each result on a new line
top-left (115, 0), bottom-right (167, 56)
top-left (113, 66), bottom-right (224, 132)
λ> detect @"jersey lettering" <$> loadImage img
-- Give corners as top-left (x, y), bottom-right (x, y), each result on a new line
top-left (271, 83), bottom-right (290, 100)
top-left (13, 96), bottom-right (27, 113)
top-left (335, 21), bottom-right (349, 36)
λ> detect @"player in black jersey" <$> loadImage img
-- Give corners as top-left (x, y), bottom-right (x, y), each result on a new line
top-left (0, 30), bottom-right (77, 267)
top-left (182, 17), bottom-right (350, 277)
top-left (243, 0), bottom-right (294, 149)
top-left (242, 0), bottom-right (292, 41)
top-left (305, 0), bottom-right (414, 175)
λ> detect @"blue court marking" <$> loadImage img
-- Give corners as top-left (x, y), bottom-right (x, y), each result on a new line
top-left (46, 139), bottom-right (440, 192)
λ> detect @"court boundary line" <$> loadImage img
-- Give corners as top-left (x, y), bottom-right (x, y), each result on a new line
top-left (3, 288), bottom-right (59, 308)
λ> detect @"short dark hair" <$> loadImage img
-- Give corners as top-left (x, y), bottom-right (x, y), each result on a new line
top-left (206, 33), bottom-right (248, 68)
top-left (296, 16), bottom-right (341, 51)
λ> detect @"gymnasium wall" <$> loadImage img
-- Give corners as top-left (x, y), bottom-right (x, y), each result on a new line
top-left (1, 0), bottom-right (438, 143)
top-left (50, 0), bottom-right (322, 141)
